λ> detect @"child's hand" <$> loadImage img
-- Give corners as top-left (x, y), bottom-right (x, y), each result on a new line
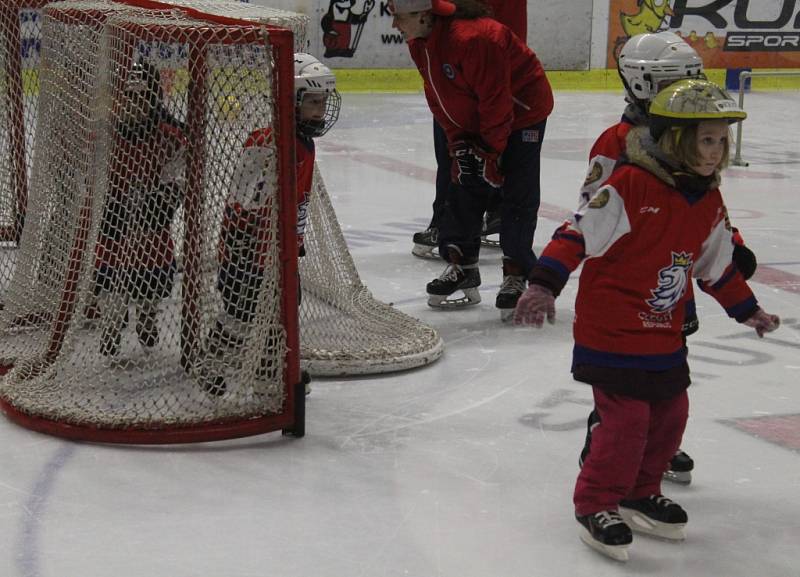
top-left (513, 284), bottom-right (555, 327)
top-left (743, 308), bottom-right (780, 337)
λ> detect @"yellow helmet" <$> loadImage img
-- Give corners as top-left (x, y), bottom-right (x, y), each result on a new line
top-left (649, 78), bottom-right (746, 140)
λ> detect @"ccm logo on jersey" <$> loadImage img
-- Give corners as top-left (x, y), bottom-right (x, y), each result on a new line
top-left (640, 206), bottom-right (660, 214)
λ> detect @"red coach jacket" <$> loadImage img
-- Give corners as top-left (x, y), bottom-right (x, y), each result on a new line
top-left (408, 16), bottom-right (552, 154)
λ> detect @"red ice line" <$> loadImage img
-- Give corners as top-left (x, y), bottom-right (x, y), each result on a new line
top-left (321, 142), bottom-right (800, 296)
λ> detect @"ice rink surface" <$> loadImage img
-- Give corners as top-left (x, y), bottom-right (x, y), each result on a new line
top-left (1, 90), bottom-right (799, 576)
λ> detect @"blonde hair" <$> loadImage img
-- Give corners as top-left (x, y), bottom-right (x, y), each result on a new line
top-left (658, 123), bottom-right (731, 172)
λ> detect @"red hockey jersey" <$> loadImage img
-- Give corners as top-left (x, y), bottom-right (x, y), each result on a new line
top-left (408, 16), bottom-right (552, 153)
top-left (219, 128), bottom-right (314, 270)
top-left (95, 120), bottom-right (186, 271)
top-left (580, 118), bottom-right (635, 207)
top-left (535, 127), bottom-right (757, 378)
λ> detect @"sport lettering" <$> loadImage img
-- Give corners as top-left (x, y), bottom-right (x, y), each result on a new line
top-left (670, 0), bottom-right (800, 30)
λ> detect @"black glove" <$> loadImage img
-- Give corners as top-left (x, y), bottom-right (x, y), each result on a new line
top-left (448, 140), bottom-right (503, 188)
top-left (733, 243), bottom-right (757, 280)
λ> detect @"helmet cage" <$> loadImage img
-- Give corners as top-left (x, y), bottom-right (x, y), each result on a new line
top-left (294, 53), bottom-right (340, 138)
top-left (296, 88), bottom-right (341, 138)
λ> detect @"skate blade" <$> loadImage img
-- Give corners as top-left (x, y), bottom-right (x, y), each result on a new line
top-left (412, 244), bottom-right (440, 259)
top-left (428, 288), bottom-right (481, 309)
top-left (480, 235), bottom-right (500, 248)
top-left (579, 530), bottom-right (629, 562)
top-left (499, 308), bottom-right (515, 323)
top-left (663, 470), bottom-right (692, 485)
top-left (619, 509), bottom-right (686, 541)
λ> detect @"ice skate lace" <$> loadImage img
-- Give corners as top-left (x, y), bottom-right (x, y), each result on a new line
top-left (651, 495), bottom-right (676, 508)
top-left (594, 511), bottom-right (626, 528)
top-left (438, 263), bottom-right (463, 282)
top-left (498, 274), bottom-right (526, 295)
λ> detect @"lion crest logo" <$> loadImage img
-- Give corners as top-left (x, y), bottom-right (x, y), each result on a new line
top-left (646, 251), bottom-right (692, 313)
top-left (588, 189), bottom-right (610, 209)
top-left (583, 161), bottom-right (603, 187)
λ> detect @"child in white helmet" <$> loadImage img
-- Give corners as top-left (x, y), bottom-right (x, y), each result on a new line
top-left (204, 53), bottom-right (341, 396)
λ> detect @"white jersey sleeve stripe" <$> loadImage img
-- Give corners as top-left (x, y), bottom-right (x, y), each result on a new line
top-left (694, 214), bottom-right (735, 284)
top-left (576, 185), bottom-right (631, 258)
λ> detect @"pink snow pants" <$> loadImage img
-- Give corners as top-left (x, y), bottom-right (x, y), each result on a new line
top-left (573, 387), bottom-right (689, 516)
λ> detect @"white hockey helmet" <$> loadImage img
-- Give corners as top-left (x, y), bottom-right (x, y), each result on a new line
top-left (618, 32), bottom-right (704, 106)
top-left (294, 53), bottom-right (341, 138)
top-left (124, 59), bottom-right (162, 109)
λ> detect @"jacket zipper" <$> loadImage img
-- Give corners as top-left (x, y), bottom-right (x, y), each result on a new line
top-left (425, 47), bottom-right (462, 129)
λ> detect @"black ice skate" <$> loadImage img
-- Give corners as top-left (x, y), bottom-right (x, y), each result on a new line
top-left (207, 321), bottom-right (243, 356)
top-left (198, 322), bottom-right (245, 397)
top-left (100, 309), bottom-right (128, 356)
top-left (496, 258), bottom-right (526, 322)
top-left (427, 246), bottom-right (481, 308)
top-left (480, 211), bottom-right (501, 248)
top-left (663, 449), bottom-right (694, 485)
top-left (202, 374), bottom-right (228, 397)
top-left (576, 510), bottom-right (633, 562)
top-left (136, 309), bottom-right (159, 348)
top-left (411, 227), bottom-right (440, 259)
top-left (619, 494), bottom-right (687, 541)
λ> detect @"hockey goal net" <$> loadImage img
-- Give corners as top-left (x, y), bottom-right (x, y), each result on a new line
top-left (0, 0), bottom-right (303, 442)
top-left (0, 0), bottom-right (444, 442)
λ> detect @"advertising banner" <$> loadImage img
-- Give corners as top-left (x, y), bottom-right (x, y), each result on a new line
top-left (607, 0), bottom-right (800, 68)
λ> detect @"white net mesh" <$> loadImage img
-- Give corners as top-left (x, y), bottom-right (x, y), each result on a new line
top-left (165, 0), bottom-right (310, 52)
top-left (0, 0), bottom-right (443, 441)
top-left (0, 2), bottom-right (44, 298)
top-left (301, 165), bottom-right (444, 376)
top-left (0, 1), bottom-right (301, 440)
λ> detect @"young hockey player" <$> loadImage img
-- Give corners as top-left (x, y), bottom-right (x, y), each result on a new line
top-left (577, 31), bottom-right (759, 486)
top-left (390, 0), bottom-right (553, 319)
top-left (411, 0), bottom-right (527, 259)
top-left (513, 79), bottom-right (780, 562)
top-left (95, 60), bottom-right (186, 357)
top-left (204, 53), bottom-right (340, 396)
